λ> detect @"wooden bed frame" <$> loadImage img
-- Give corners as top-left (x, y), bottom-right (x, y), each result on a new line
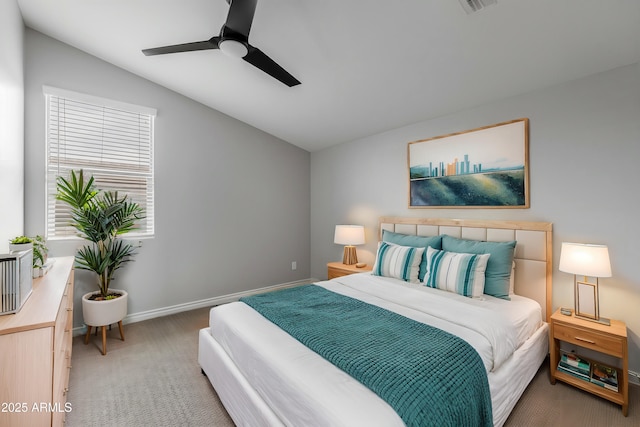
top-left (378, 217), bottom-right (553, 322)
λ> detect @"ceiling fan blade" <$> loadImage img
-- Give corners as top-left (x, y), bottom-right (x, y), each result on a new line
top-left (225, 0), bottom-right (257, 38)
top-left (243, 45), bottom-right (301, 87)
top-left (142, 38), bottom-right (220, 56)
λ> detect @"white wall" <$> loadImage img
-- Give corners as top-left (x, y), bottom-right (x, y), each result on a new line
top-left (0, 0), bottom-right (24, 250)
top-left (23, 29), bottom-right (310, 327)
top-left (310, 63), bottom-right (640, 372)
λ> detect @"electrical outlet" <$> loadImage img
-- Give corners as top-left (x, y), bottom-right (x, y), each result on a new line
top-left (291, 261), bottom-right (297, 271)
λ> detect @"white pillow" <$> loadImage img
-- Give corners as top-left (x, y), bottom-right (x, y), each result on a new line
top-left (424, 247), bottom-right (490, 298)
top-left (372, 241), bottom-right (424, 283)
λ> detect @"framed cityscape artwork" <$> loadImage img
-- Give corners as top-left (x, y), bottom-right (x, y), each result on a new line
top-left (408, 118), bottom-right (529, 208)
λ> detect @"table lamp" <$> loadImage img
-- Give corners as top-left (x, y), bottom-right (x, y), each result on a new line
top-left (559, 242), bottom-right (612, 325)
top-left (334, 225), bottom-right (365, 265)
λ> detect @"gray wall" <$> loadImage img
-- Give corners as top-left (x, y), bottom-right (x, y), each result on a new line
top-left (310, 63), bottom-right (640, 372)
top-left (0, 0), bottom-right (24, 249)
top-left (23, 29), bottom-right (310, 327)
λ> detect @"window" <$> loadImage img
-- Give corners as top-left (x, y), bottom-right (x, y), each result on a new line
top-left (44, 86), bottom-right (156, 239)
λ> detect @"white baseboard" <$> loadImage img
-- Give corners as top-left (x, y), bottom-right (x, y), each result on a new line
top-left (73, 278), bottom-right (317, 336)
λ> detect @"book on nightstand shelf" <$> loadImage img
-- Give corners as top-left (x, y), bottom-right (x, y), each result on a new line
top-left (557, 351), bottom-right (591, 382)
top-left (591, 362), bottom-right (619, 392)
top-left (557, 364), bottom-right (590, 381)
top-left (558, 351), bottom-right (590, 375)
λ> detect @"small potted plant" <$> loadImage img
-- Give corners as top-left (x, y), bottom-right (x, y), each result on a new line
top-left (9, 235), bottom-right (49, 277)
top-left (9, 236), bottom-right (33, 253)
top-left (56, 169), bottom-right (144, 337)
top-left (32, 235), bottom-right (49, 277)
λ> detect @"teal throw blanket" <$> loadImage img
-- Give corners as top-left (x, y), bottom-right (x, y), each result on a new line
top-left (240, 285), bottom-right (492, 427)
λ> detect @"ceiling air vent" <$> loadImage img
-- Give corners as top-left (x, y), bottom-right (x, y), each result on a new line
top-left (458, 0), bottom-right (497, 14)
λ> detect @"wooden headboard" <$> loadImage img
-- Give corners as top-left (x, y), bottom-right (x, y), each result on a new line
top-left (379, 217), bottom-right (553, 322)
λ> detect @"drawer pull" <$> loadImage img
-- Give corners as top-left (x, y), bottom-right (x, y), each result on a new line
top-left (575, 336), bottom-right (596, 344)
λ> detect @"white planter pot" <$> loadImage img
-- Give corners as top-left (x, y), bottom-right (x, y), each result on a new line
top-left (82, 289), bottom-right (128, 327)
top-left (9, 242), bottom-right (33, 253)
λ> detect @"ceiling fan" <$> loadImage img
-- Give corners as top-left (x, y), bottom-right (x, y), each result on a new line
top-left (142, 0), bottom-right (301, 87)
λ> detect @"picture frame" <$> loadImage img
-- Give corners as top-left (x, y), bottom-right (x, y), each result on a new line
top-left (575, 280), bottom-right (598, 320)
top-left (408, 118), bottom-right (529, 208)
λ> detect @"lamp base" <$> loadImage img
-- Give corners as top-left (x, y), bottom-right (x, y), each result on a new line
top-left (342, 246), bottom-right (358, 265)
top-left (574, 314), bottom-right (611, 326)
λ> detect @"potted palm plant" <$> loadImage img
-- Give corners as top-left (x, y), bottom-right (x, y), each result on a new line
top-left (56, 170), bottom-right (144, 333)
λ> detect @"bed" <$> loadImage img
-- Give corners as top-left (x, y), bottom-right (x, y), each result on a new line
top-left (198, 217), bottom-right (553, 426)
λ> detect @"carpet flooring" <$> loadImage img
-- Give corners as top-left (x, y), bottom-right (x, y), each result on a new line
top-left (66, 307), bottom-right (639, 426)
top-left (66, 307), bottom-right (234, 427)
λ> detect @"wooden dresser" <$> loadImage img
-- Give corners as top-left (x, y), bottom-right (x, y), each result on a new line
top-left (0, 257), bottom-right (74, 426)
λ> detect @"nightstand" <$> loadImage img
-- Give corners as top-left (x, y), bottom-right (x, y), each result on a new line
top-left (549, 308), bottom-right (628, 416)
top-left (327, 262), bottom-right (372, 279)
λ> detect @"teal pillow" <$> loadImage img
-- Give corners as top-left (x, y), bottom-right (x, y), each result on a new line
top-left (382, 230), bottom-right (442, 281)
top-left (441, 235), bottom-right (516, 300)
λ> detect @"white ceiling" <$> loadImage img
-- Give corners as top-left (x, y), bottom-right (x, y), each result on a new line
top-left (17, 0), bottom-right (640, 152)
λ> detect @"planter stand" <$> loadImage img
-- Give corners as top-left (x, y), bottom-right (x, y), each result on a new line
top-left (85, 322), bottom-right (125, 355)
top-left (82, 289), bottom-right (128, 355)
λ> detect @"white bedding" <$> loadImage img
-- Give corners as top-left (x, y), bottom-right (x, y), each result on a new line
top-left (315, 273), bottom-right (543, 371)
top-left (203, 273), bottom-right (547, 426)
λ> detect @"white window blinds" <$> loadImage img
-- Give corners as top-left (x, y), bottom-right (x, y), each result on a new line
top-left (44, 86), bottom-right (156, 239)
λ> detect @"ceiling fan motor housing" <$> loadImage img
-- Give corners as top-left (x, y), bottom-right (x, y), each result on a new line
top-left (218, 25), bottom-right (249, 57)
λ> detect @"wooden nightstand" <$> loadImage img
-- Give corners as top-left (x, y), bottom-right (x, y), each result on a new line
top-left (327, 262), bottom-right (372, 279)
top-left (549, 308), bottom-right (628, 416)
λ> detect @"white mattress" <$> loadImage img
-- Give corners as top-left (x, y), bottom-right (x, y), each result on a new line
top-left (202, 274), bottom-right (548, 426)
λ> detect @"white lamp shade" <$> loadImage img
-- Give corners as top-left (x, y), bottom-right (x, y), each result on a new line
top-left (559, 242), bottom-right (612, 277)
top-left (334, 225), bottom-right (365, 245)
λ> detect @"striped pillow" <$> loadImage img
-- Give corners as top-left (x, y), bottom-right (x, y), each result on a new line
top-left (424, 247), bottom-right (490, 298)
top-left (372, 242), bottom-right (424, 283)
